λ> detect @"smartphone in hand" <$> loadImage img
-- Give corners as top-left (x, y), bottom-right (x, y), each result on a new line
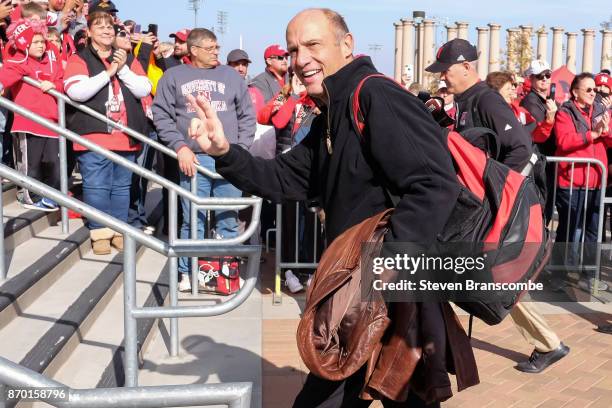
top-left (548, 83), bottom-right (556, 101)
top-left (147, 24), bottom-right (158, 37)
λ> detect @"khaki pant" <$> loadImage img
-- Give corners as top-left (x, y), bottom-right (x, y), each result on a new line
top-left (510, 302), bottom-right (560, 353)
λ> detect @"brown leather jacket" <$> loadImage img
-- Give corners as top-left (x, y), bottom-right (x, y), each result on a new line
top-left (297, 210), bottom-right (480, 404)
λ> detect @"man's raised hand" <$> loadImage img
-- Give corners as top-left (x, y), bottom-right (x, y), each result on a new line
top-left (187, 94), bottom-right (230, 156)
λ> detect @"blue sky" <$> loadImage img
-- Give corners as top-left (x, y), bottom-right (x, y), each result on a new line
top-left (117, 0), bottom-right (610, 75)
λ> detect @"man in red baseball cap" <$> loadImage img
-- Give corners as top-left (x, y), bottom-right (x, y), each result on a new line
top-left (160, 28), bottom-right (191, 69)
top-left (250, 44), bottom-right (289, 104)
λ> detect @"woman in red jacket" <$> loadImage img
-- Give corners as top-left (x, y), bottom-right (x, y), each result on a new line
top-left (0, 18), bottom-right (64, 211)
top-left (554, 73), bottom-right (610, 287)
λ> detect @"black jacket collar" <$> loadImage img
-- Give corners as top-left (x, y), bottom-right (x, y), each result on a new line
top-left (455, 80), bottom-right (487, 103)
top-left (321, 56), bottom-right (378, 108)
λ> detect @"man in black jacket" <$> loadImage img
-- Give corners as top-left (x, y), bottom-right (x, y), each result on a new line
top-left (426, 39), bottom-right (533, 172)
top-left (427, 42), bottom-right (569, 374)
top-left (186, 7), bottom-right (478, 408)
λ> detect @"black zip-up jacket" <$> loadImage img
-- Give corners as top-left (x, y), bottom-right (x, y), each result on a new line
top-left (214, 57), bottom-right (461, 245)
top-left (521, 90), bottom-right (557, 155)
top-left (454, 81), bottom-right (533, 170)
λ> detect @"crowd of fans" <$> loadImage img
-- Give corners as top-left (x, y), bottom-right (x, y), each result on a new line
top-left (0, 0), bottom-right (318, 292)
top-left (0, 1), bottom-right (611, 297)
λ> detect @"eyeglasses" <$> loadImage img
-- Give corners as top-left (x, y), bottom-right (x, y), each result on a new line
top-left (580, 87), bottom-right (596, 93)
top-left (193, 44), bottom-right (220, 53)
top-left (269, 55), bottom-right (287, 61)
top-left (535, 72), bottom-right (552, 80)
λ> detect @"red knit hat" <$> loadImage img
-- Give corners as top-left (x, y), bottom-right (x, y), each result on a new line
top-left (7, 19), bottom-right (48, 53)
top-left (595, 73), bottom-right (611, 88)
top-left (9, 21), bottom-right (35, 52)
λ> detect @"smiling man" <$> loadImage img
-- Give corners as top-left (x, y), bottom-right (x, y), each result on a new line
top-left (185, 8), bottom-right (479, 407)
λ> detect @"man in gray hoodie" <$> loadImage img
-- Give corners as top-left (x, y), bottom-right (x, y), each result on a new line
top-left (153, 28), bottom-right (256, 292)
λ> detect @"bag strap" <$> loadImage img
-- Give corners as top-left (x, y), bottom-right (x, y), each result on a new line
top-left (349, 74), bottom-right (404, 207)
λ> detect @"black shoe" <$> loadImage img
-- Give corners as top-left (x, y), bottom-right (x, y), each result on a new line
top-left (515, 342), bottom-right (570, 373)
top-left (596, 324), bottom-right (612, 334)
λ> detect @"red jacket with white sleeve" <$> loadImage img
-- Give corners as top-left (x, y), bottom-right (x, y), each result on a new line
top-left (0, 44), bottom-right (64, 138)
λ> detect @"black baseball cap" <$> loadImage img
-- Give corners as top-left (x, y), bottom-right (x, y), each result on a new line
top-left (227, 49), bottom-right (251, 64)
top-left (90, 1), bottom-right (119, 14)
top-left (425, 39), bottom-right (478, 73)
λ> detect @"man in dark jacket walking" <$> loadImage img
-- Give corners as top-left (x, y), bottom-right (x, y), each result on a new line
top-left (186, 7), bottom-right (478, 407)
top-left (426, 41), bottom-right (569, 375)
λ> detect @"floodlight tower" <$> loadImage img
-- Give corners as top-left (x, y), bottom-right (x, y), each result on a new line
top-left (188, 0), bottom-right (202, 27)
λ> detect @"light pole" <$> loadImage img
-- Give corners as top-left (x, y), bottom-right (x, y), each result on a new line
top-left (188, 0), bottom-right (202, 27)
top-left (368, 43), bottom-right (382, 64)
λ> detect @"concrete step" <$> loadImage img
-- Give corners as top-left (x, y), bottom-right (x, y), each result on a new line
top-left (34, 248), bottom-right (168, 393)
top-left (0, 244), bottom-right (121, 369)
top-left (137, 289), bottom-right (264, 408)
top-left (2, 181), bottom-right (16, 206)
top-left (2, 199), bottom-right (60, 252)
top-left (0, 219), bottom-right (89, 330)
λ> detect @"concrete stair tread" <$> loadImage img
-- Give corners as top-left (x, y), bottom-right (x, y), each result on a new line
top-left (2, 181), bottom-right (17, 205)
top-left (3, 219), bottom-right (85, 279)
top-left (45, 247), bottom-right (168, 389)
top-left (0, 247), bottom-right (121, 363)
top-left (137, 289), bottom-right (263, 408)
top-left (2, 200), bottom-right (60, 252)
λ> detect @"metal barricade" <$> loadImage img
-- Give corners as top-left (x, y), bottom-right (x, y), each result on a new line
top-left (270, 157), bottom-right (610, 301)
top-left (546, 156), bottom-right (608, 295)
top-left (273, 202), bottom-right (324, 303)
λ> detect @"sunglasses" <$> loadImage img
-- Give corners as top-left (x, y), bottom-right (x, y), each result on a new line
top-left (535, 72), bottom-right (551, 80)
top-left (581, 87), bottom-right (596, 93)
top-left (270, 55), bottom-right (288, 61)
top-left (117, 31), bottom-right (129, 38)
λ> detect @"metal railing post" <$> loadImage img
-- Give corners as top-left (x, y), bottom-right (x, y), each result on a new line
top-left (274, 204), bottom-right (282, 304)
top-left (57, 98), bottom-right (69, 234)
top-left (0, 180), bottom-right (5, 281)
top-left (190, 176), bottom-right (198, 295)
top-left (123, 235), bottom-right (138, 387)
top-left (0, 382), bottom-right (5, 408)
top-left (169, 190), bottom-right (179, 357)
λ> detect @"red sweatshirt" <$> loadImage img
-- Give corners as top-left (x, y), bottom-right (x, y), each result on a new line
top-left (0, 44), bottom-right (64, 138)
top-left (554, 101), bottom-right (612, 189)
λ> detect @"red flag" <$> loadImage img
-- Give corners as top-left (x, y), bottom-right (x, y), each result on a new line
top-left (551, 66), bottom-right (575, 104)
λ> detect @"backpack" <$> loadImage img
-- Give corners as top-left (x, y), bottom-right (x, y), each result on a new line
top-left (197, 257), bottom-right (242, 295)
top-left (349, 74), bottom-right (552, 325)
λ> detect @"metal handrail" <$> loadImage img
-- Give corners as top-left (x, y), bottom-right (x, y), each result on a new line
top-left (21, 76), bottom-right (221, 180)
top-left (0, 76), bottom-right (263, 404)
top-left (0, 96), bottom-right (261, 227)
top-left (0, 164), bottom-right (260, 310)
top-left (0, 163), bottom-right (262, 395)
top-left (0, 357), bottom-right (251, 407)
